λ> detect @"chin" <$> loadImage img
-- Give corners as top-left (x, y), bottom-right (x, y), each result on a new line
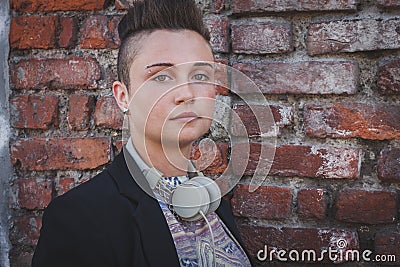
top-left (178, 127), bottom-right (209, 145)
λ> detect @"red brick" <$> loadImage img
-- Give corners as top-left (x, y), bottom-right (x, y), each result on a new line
top-left (232, 60), bottom-right (358, 94)
top-left (68, 94), bottom-right (95, 130)
top-left (10, 138), bottom-right (111, 171)
top-left (94, 96), bottom-right (123, 130)
top-left (232, 143), bottom-right (361, 179)
top-left (378, 148), bottom-right (400, 183)
top-left (335, 190), bottom-right (398, 224)
top-left (231, 20), bottom-right (292, 54)
top-left (10, 95), bottom-right (59, 129)
top-left (191, 142), bottom-right (228, 175)
top-left (10, 57), bottom-right (101, 90)
top-left (16, 179), bottom-right (53, 209)
top-left (55, 178), bottom-right (75, 196)
top-left (297, 188), bottom-right (328, 220)
top-left (304, 102), bottom-right (400, 140)
top-left (377, 0), bottom-right (400, 7)
top-left (13, 216), bottom-right (42, 246)
top-left (307, 18), bottom-right (400, 55)
top-left (11, 0), bottom-right (108, 12)
top-left (80, 15), bottom-right (121, 49)
top-left (378, 58), bottom-right (400, 95)
top-left (231, 103), bottom-right (293, 137)
top-left (232, 0), bottom-right (359, 13)
top-left (10, 16), bottom-right (57, 50)
top-left (231, 184), bottom-right (292, 219)
top-left (58, 17), bottom-right (78, 48)
top-left (238, 224), bottom-right (359, 263)
top-left (203, 16), bottom-right (229, 53)
top-left (374, 231), bottom-right (400, 265)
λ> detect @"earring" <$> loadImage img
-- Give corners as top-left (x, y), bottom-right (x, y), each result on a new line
top-left (123, 107), bottom-right (129, 114)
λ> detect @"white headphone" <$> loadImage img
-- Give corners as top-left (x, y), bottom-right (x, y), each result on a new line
top-left (170, 175), bottom-right (221, 221)
top-left (125, 139), bottom-right (222, 221)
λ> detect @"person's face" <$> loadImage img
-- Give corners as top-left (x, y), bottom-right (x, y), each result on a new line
top-left (127, 30), bottom-right (215, 147)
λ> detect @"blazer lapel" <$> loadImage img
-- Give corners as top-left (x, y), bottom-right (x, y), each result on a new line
top-left (107, 150), bottom-right (180, 267)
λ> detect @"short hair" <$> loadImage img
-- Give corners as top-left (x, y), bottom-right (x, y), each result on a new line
top-left (117, 0), bottom-right (211, 89)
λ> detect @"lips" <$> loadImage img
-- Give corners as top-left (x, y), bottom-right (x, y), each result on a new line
top-left (170, 111), bottom-right (199, 121)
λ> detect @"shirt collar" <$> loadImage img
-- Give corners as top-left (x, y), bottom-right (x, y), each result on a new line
top-left (124, 138), bottom-right (200, 189)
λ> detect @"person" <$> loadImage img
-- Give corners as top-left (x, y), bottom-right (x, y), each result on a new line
top-left (32, 0), bottom-right (253, 266)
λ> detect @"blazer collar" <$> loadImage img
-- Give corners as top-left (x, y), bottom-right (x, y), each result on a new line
top-left (107, 149), bottom-right (180, 266)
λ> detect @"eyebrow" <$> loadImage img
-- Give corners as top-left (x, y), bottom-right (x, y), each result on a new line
top-left (145, 62), bottom-right (214, 69)
top-left (193, 62), bottom-right (214, 68)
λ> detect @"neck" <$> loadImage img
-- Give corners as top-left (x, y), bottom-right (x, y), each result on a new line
top-left (130, 135), bottom-right (192, 177)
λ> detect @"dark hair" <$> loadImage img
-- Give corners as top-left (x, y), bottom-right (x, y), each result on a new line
top-left (117, 0), bottom-right (211, 89)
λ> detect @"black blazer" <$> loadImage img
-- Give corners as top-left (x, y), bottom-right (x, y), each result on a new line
top-left (32, 150), bottom-right (254, 267)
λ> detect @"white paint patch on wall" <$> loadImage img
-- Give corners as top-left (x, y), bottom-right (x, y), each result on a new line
top-left (0, 114), bottom-right (9, 151)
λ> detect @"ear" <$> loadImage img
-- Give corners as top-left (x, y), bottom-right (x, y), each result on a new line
top-left (113, 81), bottom-right (130, 112)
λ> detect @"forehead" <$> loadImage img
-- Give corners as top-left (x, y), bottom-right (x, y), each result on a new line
top-left (132, 29), bottom-right (214, 69)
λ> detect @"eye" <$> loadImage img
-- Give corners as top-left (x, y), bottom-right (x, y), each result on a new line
top-left (193, 74), bottom-right (209, 81)
top-left (153, 74), bottom-right (171, 82)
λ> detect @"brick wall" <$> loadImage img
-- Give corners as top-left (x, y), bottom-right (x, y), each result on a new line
top-left (7, 0), bottom-right (400, 266)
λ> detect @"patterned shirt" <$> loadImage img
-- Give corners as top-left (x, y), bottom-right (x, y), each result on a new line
top-left (154, 176), bottom-right (252, 266)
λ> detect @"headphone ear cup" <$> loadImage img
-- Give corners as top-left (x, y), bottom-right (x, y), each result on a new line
top-left (171, 180), bottom-right (210, 221)
top-left (189, 176), bottom-right (221, 214)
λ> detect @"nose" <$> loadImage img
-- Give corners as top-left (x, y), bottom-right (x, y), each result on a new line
top-left (174, 82), bottom-right (195, 105)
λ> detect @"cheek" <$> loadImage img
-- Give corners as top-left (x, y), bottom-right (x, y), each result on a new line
top-left (146, 99), bottom-right (171, 126)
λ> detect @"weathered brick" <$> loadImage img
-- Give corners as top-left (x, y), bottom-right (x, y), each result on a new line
top-left (231, 103), bottom-right (293, 137)
top-left (232, 0), bottom-right (359, 13)
top-left (198, 0), bottom-right (226, 13)
top-left (335, 190), bottom-right (398, 224)
top-left (307, 18), bottom-right (400, 55)
top-left (68, 94), bottom-right (95, 130)
top-left (378, 58), bottom-right (400, 95)
top-left (115, 0), bottom-right (226, 12)
top-left (214, 59), bottom-right (229, 95)
top-left (10, 95), bottom-right (59, 129)
top-left (10, 16), bottom-right (57, 50)
top-left (55, 178), bottom-right (75, 196)
top-left (11, 0), bottom-right (108, 12)
top-left (13, 216), bottom-right (42, 246)
top-left (10, 57), bottom-right (101, 90)
top-left (191, 142), bottom-right (228, 175)
top-left (238, 224), bottom-right (359, 263)
top-left (378, 147), bottom-right (400, 183)
top-left (115, 139), bottom-right (126, 152)
top-left (377, 0), bottom-right (400, 7)
top-left (58, 17), bottom-right (78, 49)
top-left (204, 15), bottom-right (229, 53)
top-left (231, 20), bottom-right (292, 54)
top-left (231, 184), bottom-right (292, 219)
top-left (115, 0), bottom-right (131, 9)
top-left (232, 60), bottom-right (358, 94)
top-left (374, 231), bottom-right (400, 265)
top-left (16, 179), bottom-right (53, 210)
top-left (232, 143), bottom-right (361, 179)
top-left (80, 15), bottom-right (121, 49)
top-left (297, 188), bottom-right (328, 220)
top-left (304, 102), bottom-right (400, 140)
top-left (94, 96), bottom-right (123, 130)
top-left (10, 138), bottom-right (111, 171)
